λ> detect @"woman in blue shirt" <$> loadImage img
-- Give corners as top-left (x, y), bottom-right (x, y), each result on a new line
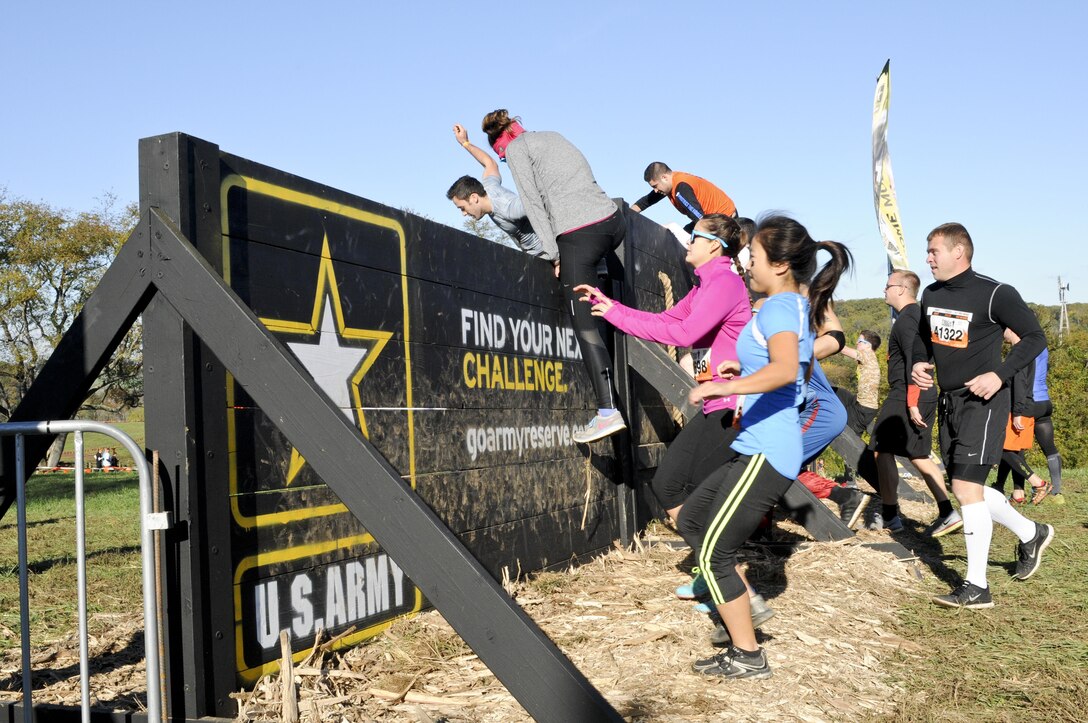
top-left (677, 215), bottom-right (851, 680)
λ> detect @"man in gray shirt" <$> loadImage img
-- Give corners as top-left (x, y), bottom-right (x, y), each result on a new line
top-left (447, 124), bottom-right (556, 263)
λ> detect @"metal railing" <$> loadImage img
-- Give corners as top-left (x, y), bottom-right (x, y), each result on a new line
top-left (1, 421), bottom-right (165, 723)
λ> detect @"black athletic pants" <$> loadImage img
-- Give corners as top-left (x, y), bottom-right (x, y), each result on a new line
top-left (556, 210), bottom-right (625, 409)
top-left (651, 408), bottom-right (736, 515)
top-left (677, 453), bottom-right (793, 604)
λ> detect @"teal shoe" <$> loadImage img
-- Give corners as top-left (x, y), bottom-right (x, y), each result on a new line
top-left (675, 568), bottom-right (709, 600)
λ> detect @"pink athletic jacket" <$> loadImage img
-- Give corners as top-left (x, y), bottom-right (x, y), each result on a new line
top-left (603, 256), bottom-right (751, 413)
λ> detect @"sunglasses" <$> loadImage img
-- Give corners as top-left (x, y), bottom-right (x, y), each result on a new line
top-left (689, 230), bottom-right (722, 246)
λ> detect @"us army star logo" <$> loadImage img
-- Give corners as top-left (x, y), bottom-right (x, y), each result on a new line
top-left (260, 234), bottom-right (392, 486)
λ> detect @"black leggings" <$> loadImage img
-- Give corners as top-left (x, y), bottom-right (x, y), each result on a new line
top-left (677, 453), bottom-right (793, 604)
top-left (556, 211), bottom-right (625, 409)
top-left (651, 408), bottom-right (736, 514)
top-left (1030, 400), bottom-right (1058, 456)
top-left (996, 450), bottom-right (1032, 492)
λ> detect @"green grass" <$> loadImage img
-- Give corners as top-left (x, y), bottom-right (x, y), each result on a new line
top-left (51, 422), bottom-right (145, 468)
top-left (885, 469), bottom-right (1088, 721)
top-left (2, 464), bottom-right (1085, 722)
top-left (0, 471), bottom-right (144, 650)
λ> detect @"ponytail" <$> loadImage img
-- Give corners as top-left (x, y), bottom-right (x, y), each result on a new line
top-left (807, 240), bottom-right (852, 329)
top-left (752, 215), bottom-right (853, 328)
top-left (483, 109), bottom-right (515, 146)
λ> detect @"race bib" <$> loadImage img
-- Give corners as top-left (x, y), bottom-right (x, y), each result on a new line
top-left (691, 348), bottom-right (713, 382)
top-left (929, 306), bottom-right (972, 349)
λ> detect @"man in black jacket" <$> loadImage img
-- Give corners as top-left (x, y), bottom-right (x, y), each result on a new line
top-left (911, 223), bottom-right (1054, 609)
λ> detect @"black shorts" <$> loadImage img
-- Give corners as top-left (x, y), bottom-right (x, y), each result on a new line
top-left (938, 387), bottom-right (1008, 481)
top-left (869, 392), bottom-right (937, 460)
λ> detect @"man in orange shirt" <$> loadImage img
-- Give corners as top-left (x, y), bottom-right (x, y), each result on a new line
top-left (631, 162), bottom-right (737, 232)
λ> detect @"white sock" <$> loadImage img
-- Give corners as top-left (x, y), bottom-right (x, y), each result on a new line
top-left (961, 501), bottom-right (992, 589)
top-left (983, 485), bottom-right (1037, 542)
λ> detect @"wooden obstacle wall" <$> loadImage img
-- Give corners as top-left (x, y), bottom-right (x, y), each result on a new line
top-left (140, 134), bottom-right (691, 712)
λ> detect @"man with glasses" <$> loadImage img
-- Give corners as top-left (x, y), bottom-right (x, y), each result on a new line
top-left (868, 270), bottom-right (961, 536)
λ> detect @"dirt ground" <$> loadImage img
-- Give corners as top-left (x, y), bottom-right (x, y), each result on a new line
top-left (2, 483), bottom-right (942, 722)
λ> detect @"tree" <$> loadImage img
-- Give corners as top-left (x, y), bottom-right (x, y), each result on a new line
top-left (461, 216), bottom-right (517, 249)
top-left (0, 190), bottom-right (141, 464)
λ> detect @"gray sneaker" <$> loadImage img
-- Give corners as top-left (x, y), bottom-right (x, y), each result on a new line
top-left (883, 515), bottom-right (904, 532)
top-left (830, 487), bottom-right (870, 529)
top-left (709, 594), bottom-right (776, 646)
top-left (572, 411), bottom-right (626, 444)
top-left (866, 508), bottom-right (883, 531)
top-left (693, 646), bottom-right (772, 679)
top-left (933, 581), bottom-right (993, 609)
top-left (926, 510), bottom-right (964, 538)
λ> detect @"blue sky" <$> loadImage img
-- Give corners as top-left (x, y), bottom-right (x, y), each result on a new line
top-left (3, 1), bottom-right (1085, 304)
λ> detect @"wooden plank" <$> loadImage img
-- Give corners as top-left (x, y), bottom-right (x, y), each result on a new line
top-left (140, 132), bottom-right (238, 718)
top-left (147, 208), bottom-right (622, 722)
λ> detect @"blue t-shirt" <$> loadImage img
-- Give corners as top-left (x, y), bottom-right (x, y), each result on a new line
top-left (1032, 348), bottom-right (1049, 402)
top-left (730, 292), bottom-right (814, 478)
top-left (800, 360), bottom-right (847, 464)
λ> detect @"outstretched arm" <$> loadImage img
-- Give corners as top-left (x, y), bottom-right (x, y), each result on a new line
top-left (453, 123), bottom-right (500, 179)
top-left (631, 190), bottom-right (665, 214)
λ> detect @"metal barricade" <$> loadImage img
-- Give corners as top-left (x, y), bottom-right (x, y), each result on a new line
top-left (1, 421), bottom-right (165, 723)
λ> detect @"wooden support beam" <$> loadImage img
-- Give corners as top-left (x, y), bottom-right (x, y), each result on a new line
top-left (0, 229), bottom-right (155, 521)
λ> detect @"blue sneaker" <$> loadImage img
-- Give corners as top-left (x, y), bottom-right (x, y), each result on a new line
top-left (676, 569), bottom-right (709, 600)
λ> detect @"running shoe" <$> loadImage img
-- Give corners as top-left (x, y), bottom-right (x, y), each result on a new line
top-left (571, 411), bottom-right (626, 444)
top-left (866, 509), bottom-right (883, 531)
top-left (692, 646), bottom-right (772, 679)
top-left (883, 515), bottom-right (904, 532)
top-left (1051, 493), bottom-right (1066, 505)
top-left (675, 569), bottom-right (708, 600)
top-left (926, 510), bottom-right (963, 538)
top-left (932, 581), bottom-right (994, 609)
top-left (1014, 522), bottom-right (1055, 580)
top-left (710, 595), bottom-right (777, 646)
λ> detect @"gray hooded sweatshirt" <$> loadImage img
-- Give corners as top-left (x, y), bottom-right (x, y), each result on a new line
top-left (504, 131), bottom-right (618, 260)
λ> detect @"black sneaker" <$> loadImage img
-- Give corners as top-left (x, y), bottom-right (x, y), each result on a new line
top-left (1014, 523), bottom-right (1055, 580)
top-left (932, 581), bottom-right (994, 609)
top-left (692, 646), bottom-right (772, 679)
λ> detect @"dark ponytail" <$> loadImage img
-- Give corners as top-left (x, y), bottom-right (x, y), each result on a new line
top-left (807, 240), bottom-right (851, 328)
top-left (753, 215), bottom-right (853, 328)
top-left (482, 109), bottom-right (515, 146)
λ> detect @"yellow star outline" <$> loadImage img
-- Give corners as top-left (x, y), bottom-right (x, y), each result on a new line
top-left (259, 234), bottom-right (393, 486)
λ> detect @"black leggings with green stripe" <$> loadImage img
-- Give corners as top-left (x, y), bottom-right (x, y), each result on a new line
top-left (676, 453), bottom-right (793, 604)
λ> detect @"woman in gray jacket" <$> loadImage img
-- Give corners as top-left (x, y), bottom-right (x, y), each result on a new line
top-left (483, 109), bottom-right (626, 443)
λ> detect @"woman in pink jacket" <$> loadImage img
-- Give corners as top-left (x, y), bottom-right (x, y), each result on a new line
top-left (576, 213), bottom-right (751, 526)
